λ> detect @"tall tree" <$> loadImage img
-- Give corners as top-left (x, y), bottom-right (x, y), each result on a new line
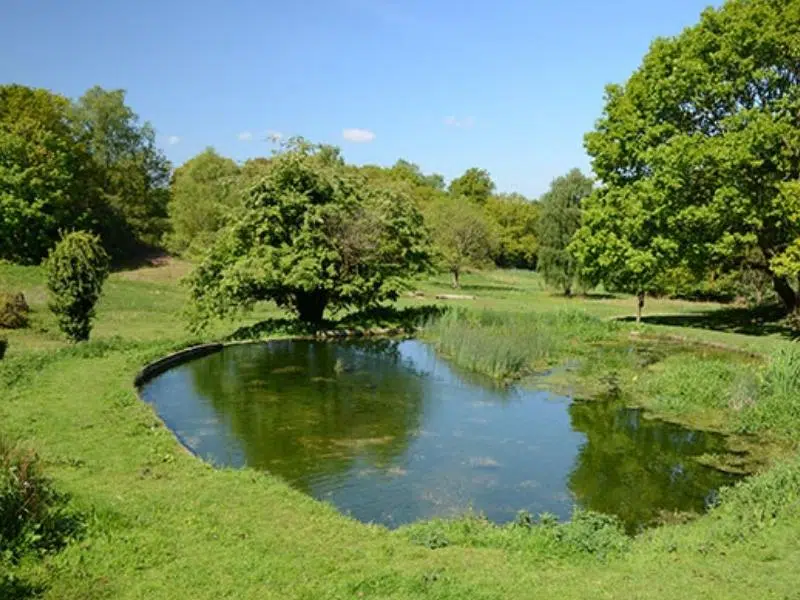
top-left (579, 0), bottom-right (800, 317)
top-left (537, 169), bottom-right (593, 295)
top-left (72, 86), bottom-right (171, 256)
top-left (448, 167), bottom-right (495, 204)
top-left (484, 193), bottom-right (539, 269)
top-left (0, 85), bottom-right (96, 263)
top-left (167, 148), bottom-right (241, 256)
top-left (427, 196), bottom-right (497, 288)
top-left (188, 139), bottom-right (430, 326)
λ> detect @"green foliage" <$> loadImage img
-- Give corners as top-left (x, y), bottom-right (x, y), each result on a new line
top-left (484, 193), bottom-right (539, 269)
top-left (0, 85), bottom-right (97, 264)
top-left (423, 308), bottom-right (615, 380)
top-left (0, 439), bottom-right (83, 563)
top-left (1, 437), bottom-right (84, 596)
top-left (448, 167), bottom-right (495, 205)
top-left (0, 292), bottom-right (29, 329)
top-left (73, 86), bottom-right (172, 255)
top-left (737, 345), bottom-right (800, 437)
top-left (45, 231), bottom-right (110, 342)
top-left (166, 148), bottom-right (241, 256)
top-left (402, 509), bottom-right (629, 560)
top-left (356, 160), bottom-right (447, 208)
top-left (537, 169), bottom-right (593, 295)
top-left (426, 197), bottom-right (497, 287)
top-left (580, 0), bottom-right (800, 314)
top-left (0, 84), bottom-right (172, 264)
top-left (188, 139), bottom-right (431, 326)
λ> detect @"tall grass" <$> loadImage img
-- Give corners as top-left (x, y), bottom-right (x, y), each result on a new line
top-left (422, 308), bottom-right (616, 380)
top-left (738, 344), bottom-right (800, 437)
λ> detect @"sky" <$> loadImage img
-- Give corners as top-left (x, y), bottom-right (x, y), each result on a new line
top-left (1, 0), bottom-right (720, 197)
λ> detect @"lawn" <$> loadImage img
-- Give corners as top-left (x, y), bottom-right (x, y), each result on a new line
top-left (2, 261), bottom-right (800, 599)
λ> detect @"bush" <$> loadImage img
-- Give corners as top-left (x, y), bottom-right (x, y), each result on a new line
top-left (0, 292), bottom-right (29, 329)
top-left (0, 438), bottom-right (83, 563)
top-left (45, 231), bottom-right (110, 342)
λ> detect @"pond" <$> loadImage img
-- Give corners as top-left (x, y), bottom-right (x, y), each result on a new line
top-left (139, 339), bottom-right (744, 532)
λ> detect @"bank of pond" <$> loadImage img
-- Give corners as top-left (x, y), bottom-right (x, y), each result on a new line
top-left (139, 336), bottom-right (775, 534)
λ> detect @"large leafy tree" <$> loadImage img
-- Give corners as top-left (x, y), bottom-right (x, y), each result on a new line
top-left (484, 193), bottom-right (539, 269)
top-left (577, 0), bottom-right (800, 317)
top-left (448, 167), bottom-right (495, 204)
top-left (167, 148), bottom-right (241, 256)
top-left (188, 139), bottom-right (431, 326)
top-left (0, 85), bottom-right (96, 263)
top-left (72, 86), bottom-right (172, 256)
top-left (537, 169), bottom-right (593, 295)
top-left (427, 196), bottom-right (497, 288)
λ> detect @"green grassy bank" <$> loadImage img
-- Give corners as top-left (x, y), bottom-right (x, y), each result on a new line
top-left (2, 262), bottom-right (800, 599)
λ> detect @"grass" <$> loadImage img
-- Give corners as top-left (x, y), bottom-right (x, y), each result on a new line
top-left (2, 261), bottom-right (800, 598)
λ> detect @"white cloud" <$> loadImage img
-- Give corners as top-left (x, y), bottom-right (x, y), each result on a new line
top-left (444, 116), bottom-right (475, 129)
top-left (167, 135), bottom-right (181, 145)
top-left (342, 128), bottom-right (376, 143)
top-left (238, 131), bottom-right (253, 141)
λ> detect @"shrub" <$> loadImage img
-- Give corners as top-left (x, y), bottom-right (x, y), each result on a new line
top-left (0, 438), bottom-right (83, 563)
top-left (0, 292), bottom-right (29, 329)
top-left (45, 231), bottom-right (110, 342)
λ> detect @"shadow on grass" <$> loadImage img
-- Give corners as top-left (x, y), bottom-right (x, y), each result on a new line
top-left (456, 284), bottom-right (520, 293)
top-left (618, 304), bottom-right (799, 339)
top-left (226, 304), bottom-right (445, 341)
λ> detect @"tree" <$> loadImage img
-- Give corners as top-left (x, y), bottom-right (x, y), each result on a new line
top-left (167, 148), bottom-right (241, 256)
top-left (571, 182), bottom-right (674, 322)
top-left (448, 167), bottom-right (495, 204)
top-left (580, 0), bottom-right (800, 318)
top-left (72, 86), bottom-right (171, 256)
top-left (537, 169), bottom-right (593, 295)
top-left (427, 196), bottom-right (496, 288)
top-left (0, 85), bottom-right (96, 264)
top-left (187, 139), bottom-right (430, 326)
top-left (484, 193), bottom-right (539, 269)
top-left (45, 231), bottom-right (110, 342)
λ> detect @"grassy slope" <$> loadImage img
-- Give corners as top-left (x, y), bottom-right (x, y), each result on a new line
top-left (2, 263), bottom-right (800, 599)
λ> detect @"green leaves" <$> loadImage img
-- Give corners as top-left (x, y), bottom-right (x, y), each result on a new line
top-left (579, 0), bottom-right (800, 312)
top-left (188, 139), bottom-right (431, 326)
top-left (448, 167), bottom-right (495, 205)
top-left (537, 169), bottom-right (593, 295)
top-left (45, 231), bottom-right (110, 342)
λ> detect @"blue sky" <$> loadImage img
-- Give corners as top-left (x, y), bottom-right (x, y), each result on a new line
top-left (1, 0), bottom-right (718, 197)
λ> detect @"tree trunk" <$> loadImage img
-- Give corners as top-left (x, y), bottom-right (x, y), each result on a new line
top-left (294, 290), bottom-right (328, 324)
top-left (451, 269), bottom-right (460, 289)
top-left (636, 291), bottom-right (645, 324)
top-left (772, 275), bottom-right (798, 312)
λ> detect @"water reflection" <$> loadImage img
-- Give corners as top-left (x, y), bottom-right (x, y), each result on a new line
top-left (139, 339), bottom-right (744, 530)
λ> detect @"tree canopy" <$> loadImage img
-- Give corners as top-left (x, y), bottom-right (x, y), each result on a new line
top-left (187, 139), bottom-right (431, 326)
top-left (167, 147), bottom-right (241, 256)
top-left (537, 169), bottom-right (593, 295)
top-left (484, 193), bottom-right (539, 270)
top-left (0, 84), bottom-right (172, 264)
top-left (448, 167), bottom-right (495, 204)
top-left (73, 86), bottom-right (172, 255)
top-left (0, 85), bottom-right (96, 263)
top-left (427, 196), bottom-right (497, 288)
top-left (576, 0), bottom-right (800, 315)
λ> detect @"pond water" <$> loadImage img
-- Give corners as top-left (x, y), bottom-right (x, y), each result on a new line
top-left (139, 339), bottom-right (743, 532)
